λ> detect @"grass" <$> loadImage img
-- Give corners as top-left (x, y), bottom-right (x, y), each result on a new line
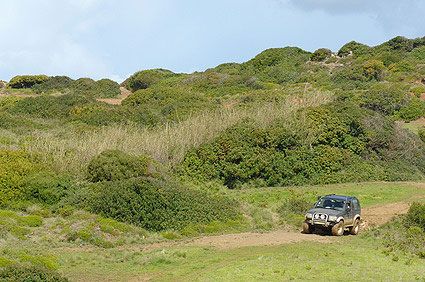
top-left (227, 182), bottom-right (425, 210)
top-left (0, 182), bottom-right (424, 280)
top-left (400, 122), bottom-right (424, 134)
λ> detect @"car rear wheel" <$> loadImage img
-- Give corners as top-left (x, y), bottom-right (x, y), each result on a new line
top-left (349, 219), bottom-right (360, 235)
top-left (331, 221), bottom-right (344, 236)
top-left (302, 222), bottom-right (314, 234)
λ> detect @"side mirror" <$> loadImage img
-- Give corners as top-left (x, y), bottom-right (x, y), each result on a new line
top-left (318, 196), bottom-right (322, 200)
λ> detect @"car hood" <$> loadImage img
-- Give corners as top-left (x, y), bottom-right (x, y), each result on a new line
top-left (307, 208), bottom-right (343, 217)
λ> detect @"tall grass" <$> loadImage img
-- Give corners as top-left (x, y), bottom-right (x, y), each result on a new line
top-left (15, 90), bottom-right (333, 177)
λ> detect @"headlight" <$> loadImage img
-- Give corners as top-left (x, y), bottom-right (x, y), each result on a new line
top-left (305, 213), bottom-right (312, 219)
top-left (328, 215), bottom-right (337, 222)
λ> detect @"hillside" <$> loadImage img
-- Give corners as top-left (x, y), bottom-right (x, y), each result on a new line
top-left (1, 36), bottom-right (425, 280)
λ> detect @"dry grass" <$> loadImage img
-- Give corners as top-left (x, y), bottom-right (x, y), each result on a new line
top-left (17, 90), bottom-right (333, 177)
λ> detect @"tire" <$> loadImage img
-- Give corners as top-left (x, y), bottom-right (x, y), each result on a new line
top-left (331, 221), bottom-right (344, 236)
top-left (302, 222), bottom-right (314, 234)
top-left (349, 219), bottom-right (360, 235)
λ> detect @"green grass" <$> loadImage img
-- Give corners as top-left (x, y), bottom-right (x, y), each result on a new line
top-left (227, 182), bottom-right (425, 210)
top-left (38, 235), bottom-right (425, 281)
top-left (401, 122), bottom-right (424, 134)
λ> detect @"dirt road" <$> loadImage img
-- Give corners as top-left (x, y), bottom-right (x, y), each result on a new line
top-left (120, 200), bottom-right (412, 253)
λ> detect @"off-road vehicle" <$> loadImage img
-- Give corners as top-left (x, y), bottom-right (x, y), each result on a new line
top-left (303, 194), bottom-right (361, 236)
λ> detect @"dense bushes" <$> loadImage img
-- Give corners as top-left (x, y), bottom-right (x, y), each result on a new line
top-left (310, 48), bottom-right (332, 62)
top-left (22, 172), bottom-right (72, 205)
top-left (0, 150), bottom-right (41, 207)
top-left (128, 69), bottom-right (175, 92)
top-left (404, 202), bottom-right (425, 231)
top-left (0, 265), bottom-right (68, 282)
top-left (87, 150), bottom-right (150, 182)
top-left (7, 75), bottom-right (49, 89)
top-left (122, 86), bottom-right (217, 121)
top-left (32, 76), bottom-right (74, 93)
top-left (179, 102), bottom-right (425, 188)
top-left (338, 41), bottom-right (370, 57)
top-left (80, 177), bottom-right (241, 231)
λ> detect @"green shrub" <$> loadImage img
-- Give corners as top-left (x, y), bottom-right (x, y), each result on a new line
top-left (70, 78), bottom-right (96, 94)
top-left (32, 76), bottom-right (74, 93)
top-left (82, 177), bottom-right (241, 231)
top-left (21, 172), bottom-right (72, 205)
top-left (404, 202), bottom-right (425, 231)
top-left (363, 60), bottom-right (385, 80)
top-left (86, 150), bottom-right (150, 182)
top-left (0, 264), bottom-right (68, 282)
top-left (179, 102), bottom-right (425, 188)
top-left (0, 150), bottom-right (41, 207)
top-left (418, 127), bottom-right (425, 143)
top-left (10, 94), bottom-right (95, 119)
top-left (128, 69), bottom-right (175, 91)
top-left (94, 79), bottom-right (120, 98)
top-left (310, 48), bottom-right (332, 62)
top-left (338, 41), bottom-right (370, 57)
top-left (7, 75), bottom-right (49, 89)
top-left (17, 215), bottom-right (43, 227)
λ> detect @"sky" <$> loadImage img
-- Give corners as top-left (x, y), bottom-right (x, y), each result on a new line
top-left (0, 0), bottom-right (425, 82)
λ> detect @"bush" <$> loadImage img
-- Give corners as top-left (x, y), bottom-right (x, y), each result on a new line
top-left (0, 264), bottom-right (68, 282)
top-left (82, 177), bottom-right (241, 231)
top-left (32, 76), bottom-right (74, 93)
top-left (0, 150), bottom-right (41, 207)
top-left (310, 48), bottom-right (332, 62)
top-left (21, 172), bottom-right (72, 205)
top-left (338, 41), bottom-right (370, 57)
top-left (404, 202), bottom-right (425, 231)
top-left (10, 94), bottom-right (96, 119)
top-left (363, 60), bottom-right (385, 80)
top-left (94, 79), bottom-right (121, 98)
top-left (179, 102), bottom-right (425, 188)
top-left (86, 150), bottom-right (150, 182)
top-left (70, 78), bottom-right (96, 94)
top-left (128, 69), bottom-right (175, 92)
top-left (7, 75), bottom-right (49, 89)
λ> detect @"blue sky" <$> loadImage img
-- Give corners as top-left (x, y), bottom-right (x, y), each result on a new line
top-left (0, 0), bottom-right (424, 82)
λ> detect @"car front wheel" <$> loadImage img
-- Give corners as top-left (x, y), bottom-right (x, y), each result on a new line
top-left (331, 221), bottom-right (344, 236)
top-left (302, 222), bottom-right (314, 234)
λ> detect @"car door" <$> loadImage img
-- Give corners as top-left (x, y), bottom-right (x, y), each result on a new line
top-left (345, 199), bottom-right (354, 225)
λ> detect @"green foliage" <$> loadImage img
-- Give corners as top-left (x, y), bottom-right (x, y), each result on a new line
top-left (0, 264), bottom-right (68, 282)
top-left (363, 60), bottom-right (385, 80)
top-left (404, 202), bottom-right (425, 231)
top-left (358, 83), bottom-right (411, 116)
top-left (86, 150), bottom-right (150, 182)
top-left (180, 102), bottom-right (425, 188)
top-left (338, 41), bottom-right (370, 57)
top-left (10, 94), bottom-right (95, 119)
top-left (310, 48), bottom-right (332, 62)
top-left (7, 75), bottom-right (49, 89)
top-left (93, 79), bottom-right (121, 98)
top-left (81, 177), bottom-right (241, 231)
top-left (418, 127), bottom-right (425, 143)
top-left (122, 86), bottom-right (217, 121)
top-left (32, 76), bottom-right (74, 93)
top-left (128, 69), bottom-right (175, 91)
top-left (70, 78), bottom-right (96, 94)
top-left (0, 150), bottom-right (41, 207)
top-left (17, 215), bottom-right (43, 227)
top-left (21, 172), bottom-right (72, 205)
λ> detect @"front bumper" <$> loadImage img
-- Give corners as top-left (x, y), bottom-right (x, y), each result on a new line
top-left (305, 219), bottom-right (336, 228)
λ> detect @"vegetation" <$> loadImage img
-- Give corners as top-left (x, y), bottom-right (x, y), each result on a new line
top-left (2, 35), bottom-right (425, 280)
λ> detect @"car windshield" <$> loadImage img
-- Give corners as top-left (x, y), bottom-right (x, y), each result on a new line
top-left (315, 198), bottom-right (345, 210)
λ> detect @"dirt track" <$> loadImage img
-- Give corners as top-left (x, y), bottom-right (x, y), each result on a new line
top-left (113, 200), bottom-right (413, 253)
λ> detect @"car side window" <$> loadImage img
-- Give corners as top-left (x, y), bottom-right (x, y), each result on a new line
top-left (353, 199), bottom-right (360, 210)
